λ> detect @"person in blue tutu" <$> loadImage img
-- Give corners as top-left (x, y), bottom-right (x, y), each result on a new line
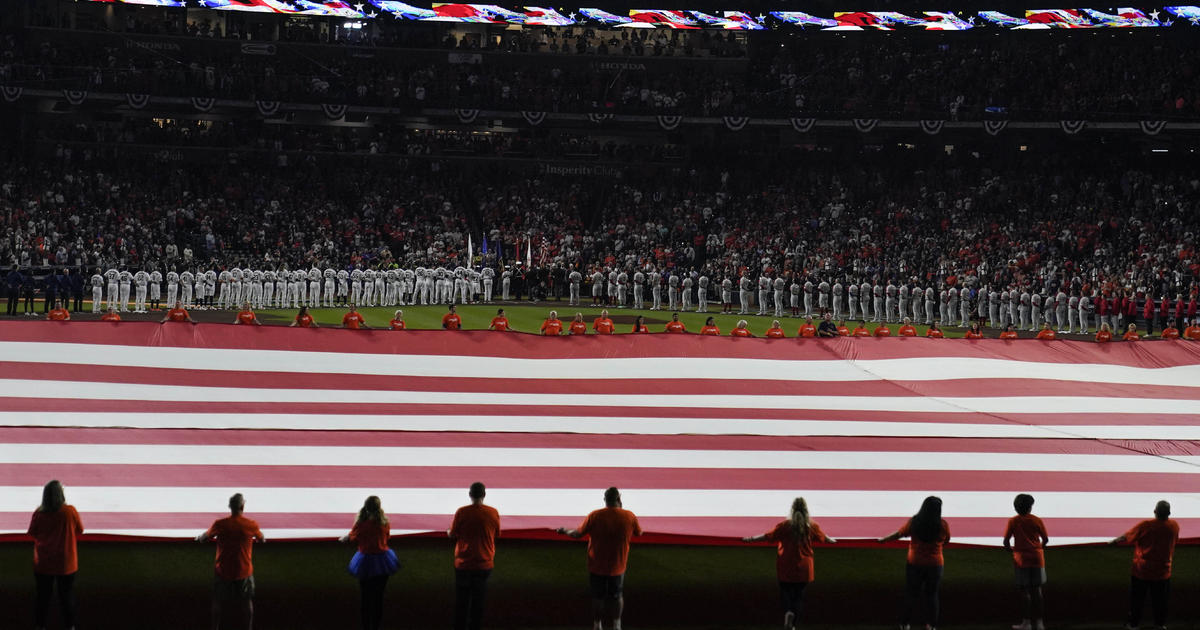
top-left (340, 496), bottom-right (399, 630)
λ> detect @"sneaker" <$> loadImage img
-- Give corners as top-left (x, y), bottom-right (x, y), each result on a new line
top-left (1013, 621), bottom-right (1032, 630)
top-left (784, 611), bottom-right (795, 630)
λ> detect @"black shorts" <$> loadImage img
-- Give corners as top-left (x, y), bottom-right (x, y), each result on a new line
top-left (213, 575), bottom-right (255, 601)
top-left (589, 573), bottom-right (624, 600)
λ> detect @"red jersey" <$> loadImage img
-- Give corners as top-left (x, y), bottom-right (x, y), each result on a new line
top-left (47, 308), bottom-right (70, 321)
top-left (852, 327), bottom-right (871, 337)
top-left (100, 312), bottom-right (122, 322)
top-left (166, 308), bottom-right (190, 322)
top-left (1000, 330), bottom-right (1019, 339)
top-left (873, 326), bottom-right (891, 337)
top-left (206, 515), bottom-right (264, 581)
top-left (1161, 327), bottom-right (1180, 339)
top-left (1124, 518), bottom-right (1180, 580)
top-left (1036, 329), bottom-right (1056, 340)
top-left (897, 518), bottom-right (951, 567)
top-left (1123, 330), bottom-right (1140, 341)
top-left (1184, 325), bottom-right (1200, 340)
top-left (348, 518), bottom-right (390, 554)
top-left (578, 507), bottom-right (642, 576)
top-left (765, 327), bottom-right (785, 338)
top-left (28, 505), bottom-right (83, 575)
top-left (1095, 330), bottom-right (1113, 343)
top-left (389, 319), bottom-right (406, 331)
top-left (294, 314), bottom-right (314, 327)
top-left (540, 319), bottom-right (563, 335)
top-left (235, 310), bottom-right (257, 325)
top-left (925, 328), bottom-right (944, 338)
top-left (450, 503), bottom-right (501, 571)
top-left (442, 313), bottom-right (462, 330)
top-left (664, 321), bottom-right (687, 334)
top-left (1004, 514), bottom-right (1048, 568)
top-left (964, 330), bottom-right (984, 339)
top-left (836, 325), bottom-right (850, 336)
top-left (798, 324), bottom-right (817, 337)
top-left (489, 317), bottom-right (509, 331)
top-left (343, 312), bottom-right (366, 329)
top-left (763, 520), bottom-right (826, 583)
top-left (593, 318), bottom-right (615, 334)
top-left (897, 325), bottom-right (917, 337)
top-left (731, 328), bottom-right (753, 337)
top-left (568, 321), bottom-right (587, 335)
top-left (631, 324), bottom-right (649, 333)
top-left (700, 325), bottom-right (720, 336)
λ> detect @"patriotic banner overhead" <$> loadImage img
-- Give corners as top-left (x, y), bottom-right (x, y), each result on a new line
top-left (1, 322), bottom-right (1199, 545)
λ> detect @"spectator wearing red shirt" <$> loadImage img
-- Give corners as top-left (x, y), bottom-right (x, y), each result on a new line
top-left (1160, 320), bottom-right (1180, 339)
top-left (540, 311), bottom-right (563, 336)
top-left (569, 313), bottom-right (588, 336)
top-left (442, 305), bottom-right (462, 330)
top-left (798, 318), bottom-right (817, 338)
top-left (233, 302), bottom-right (261, 326)
top-left (766, 320), bottom-right (786, 338)
top-left (1123, 323), bottom-right (1140, 341)
top-left (1000, 324), bottom-right (1020, 339)
top-left (965, 322), bottom-right (984, 339)
top-left (631, 315), bottom-right (649, 333)
top-left (161, 301), bottom-right (195, 324)
top-left (1036, 324), bottom-right (1057, 340)
top-left (742, 498), bottom-right (837, 630)
top-left (389, 310), bottom-right (407, 331)
top-left (593, 310), bottom-right (615, 335)
top-left (100, 306), bottom-right (122, 322)
top-left (699, 316), bottom-right (720, 336)
top-left (1004, 494), bottom-right (1049, 630)
top-left (879, 497), bottom-right (951, 630)
top-left (1095, 323), bottom-right (1114, 343)
top-left (342, 496), bottom-right (399, 630)
top-left (449, 482), bottom-right (502, 630)
top-left (897, 318), bottom-right (917, 337)
top-left (926, 322), bottom-right (944, 338)
top-left (488, 309), bottom-right (509, 331)
top-left (557, 488), bottom-right (643, 630)
top-left (198, 493), bottom-right (265, 630)
top-left (836, 321), bottom-right (851, 336)
top-left (664, 312), bottom-right (687, 334)
top-left (46, 300), bottom-right (70, 321)
top-left (1143, 294), bottom-right (1156, 336)
top-left (873, 324), bottom-right (892, 337)
top-left (1111, 501), bottom-right (1179, 630)
top-left (290, 306), bottom-right (317, 328)
top-left (28, 480), bottom-right (83, 630)
top-left (343, 305), bottom-right (369, 329)
top-left (731, 319), bottom-right (753, 337)
top-left (852, 321), bottom-right (871, 337)
top-left (1183, 319), bottom-right (1200, 340)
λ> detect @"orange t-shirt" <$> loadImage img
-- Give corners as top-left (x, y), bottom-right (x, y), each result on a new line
top-left (593, 318), bottom-right (615, 334)
top-left (837, 325), bottom-right (850, 336)
top-left (569, 321), bottom-right (588, 335)
top-left (964, 330), bottom-right (984, 339)
top-left (1125, 518), bottom-right (1180, 580)
top-left (101, 312), bottom-right (122, 322)
top-left (1004, 514), bottom-right (1048, 568)
top-left (631, 324), bottom-right (649, 333)
top-left (873, 326), bottom-right (891, 337)
top-left (700, 325), bottom-right (720, 336)
top-left (450, 503), bottom-right (501, 570)
top-left (898, 325), bottom-right (917, 337)
top-left (1095, 330), bottom-right (1113, 342)
top-left (763, 520), bottom-right (826, 583)
top-left (490, 317), bottom-right (509, 331)
top-left (166, 308), bottom-right (190, 322)
top-left (206, 515), bottom-right (264, 581)
top-left (897, 518), bottom-right (951, 566)
top-left (236, 310), bottom-right (257, 325)
top-left (731, 328), bottom-right (752, 337)
top-left (578, 507), bottom-right (642, 576)
top-left (1184, 325), bottom-right (1200, 340)
top-left (926, 329), bottom-right (944, 338)
top-left (999, 331), bottom-right (1019, 339)
top-left (28, 505), bottom-right (83, 575)
top-left (1123, 331), bottom-right (1140, 341)
top-left (442, 313), bottom-right (462, 330)
top-left (294, 314), bottom-right (314, 327)
top-left (389, 319), bottom-right (406, 331)
top-left (766, 327), bottom-right (785, 338)
top-left (1161, 327), bottom-right (1180, 339)
top-left (1036, 329), bottom-right (1056, 340)
top-left (349, 518), bottom-right (391, 554)
top-left (798, 324), bottom-right (817, 337)
top-left (540, 319), bottom-right (563, 335)
top-left (47, 309), bottom-right (70, 321)
top-left (852, 327), bottom-right (870, 337)
top-left (343, 312), bottom-right (365, 329)
top-left (664, 321), bottom-right (687, 334)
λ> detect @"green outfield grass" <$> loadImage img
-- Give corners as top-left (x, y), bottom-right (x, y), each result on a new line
top-left (1, 539), bottom-right (1195, 630)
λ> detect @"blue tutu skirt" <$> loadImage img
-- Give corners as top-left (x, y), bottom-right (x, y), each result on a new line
top-left (348, 549), bottom-right (400, 579)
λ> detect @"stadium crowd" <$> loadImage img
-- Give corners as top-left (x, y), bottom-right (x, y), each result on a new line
top-left (4, 25), bottom-right (1200, 119)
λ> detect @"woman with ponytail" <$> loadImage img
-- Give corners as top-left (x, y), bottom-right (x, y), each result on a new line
top-left (340, 496), bottom-right (399, 630)
top-left (879, 496), bottom-right (952, 630)
top-left (743, 497), bottom-right (837, 630)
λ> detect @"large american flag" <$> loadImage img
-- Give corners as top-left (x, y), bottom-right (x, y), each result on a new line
top-left (2, 322), bottom-right (1198, 545)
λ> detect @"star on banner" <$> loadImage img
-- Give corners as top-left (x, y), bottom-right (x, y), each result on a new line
top-left (1190, 17), bottom-right (1200, 25)
top-left (368, 11), bottom-right (377, 17)
top-left (354, 3), bottom-right (364, 11)
top-left (1149, 9), bottom-right (1160, 20)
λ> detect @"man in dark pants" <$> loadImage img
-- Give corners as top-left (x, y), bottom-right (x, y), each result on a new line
top-left (22, 272), bottom-right (36, 315)
top-left (43, 270), bottom-right (58, 314)
top-left (1112, 501), bottom-right (1179, 630)
top-left (448, 482), bottom-right (501, 630)
top-left (69, 268), bottom-right (84, 312)
top-left (5, 267), bottom-right (22, 316)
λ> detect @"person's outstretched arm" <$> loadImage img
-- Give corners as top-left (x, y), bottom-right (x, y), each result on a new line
top-left (878, 530), bottom-right (902, 543)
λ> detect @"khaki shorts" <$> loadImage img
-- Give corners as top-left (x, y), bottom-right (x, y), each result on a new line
top-left (214, 575), bottom-right (255, 600)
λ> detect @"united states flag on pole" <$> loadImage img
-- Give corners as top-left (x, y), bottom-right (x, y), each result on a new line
top-left (1, 322), bottom-right (1199, 545)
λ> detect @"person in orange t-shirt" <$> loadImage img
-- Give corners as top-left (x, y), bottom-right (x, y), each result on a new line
top-left (1004, 494), bottom-right (1049, 630)
top-left (836, 321), bottom-right (850, 336)
top-left (743, 498), bottom-right (837, 630)
top-left (766, 320), bottom-right (786, 338)
top-left (343, 305), bottom-right (369, 329)
top-left (198, 493), bottom-right (265, 630)
top-left (290, 306), bottom-right (317, 328)
top-left (593, 310), bottom-right (615, 335)
top-left (161, 301), bottom-right (195, 324)
top-left (1184, 319), bottom-right (1200, 340)
top-left (1000, 324), bottom-right (1020, 340)
top-left (897, 318), bottom-right (917, 337)
top-left (1036, 323), bottom-right (1056, 340)
top-left (1160, 320), bottom-right (1180, 339)
top-left (879, 496), bottom-right (950, 630)
top-left (389, 310), bottom-right (407, 331)
top-left (28, 480), bottom-right (83, 630)
top-left (873, 324), bottom-right (892, 337)
top-left (46, 300), bottom-right (70, 321)
top-left (1095, 323), bottom-right (1113, 342)
top-left (1111, 501), bottom-right (1179, 629)
top-left (699, 316), bottom-right (720, 336)
top-left (798, 318), bottom-right (817, 338)
top-left (557, 488), bottom-right (642, 630)
top-left (488, 308), bottom-right (509, 331)
top-left (731, 319), bottom-right (753, 337)
top-left (569, 313), bottom-right (588, 336)
top-left (852, 321), bottom-right (871, 337)
top-left (449, 482), bottom-right (502, 630)
top-left (664, 312), bottom-right (687, 334)
top-left (442, 304), bottom-right (462, 330)
top-left (100, 306), bottom-right (122, 322)
top-left (341, 496), bottom-right (399, 630)
top-left (965, 322), bottom-right (984, 339)
top-left (926, 322), bottom-right (944, 338)
top-left (540, 311), bottom-right (563, 336)
top-left (233, 302), bottom-right (261, 326)
top-left (1123, 323), bottom-right (1140, 341)
top-left (631, 315), bottom-right (649, 333)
